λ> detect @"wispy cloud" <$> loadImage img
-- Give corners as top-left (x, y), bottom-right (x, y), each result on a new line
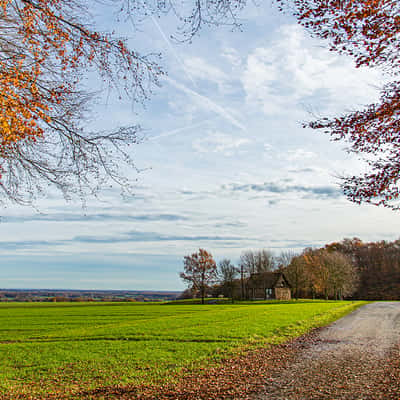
top-left (183, 57), bottom-right (229, 86)
top-left (284, 148), bottom-right (316, 161)
top-left (2, 213), bottom-right (189, 224)
top-left (214, 221), bottom-right (247, 229)
top-left (193, 131), bottom-right (251, 156)
top-left (222, 181), bottom-right (342, 199)
top-left (287, 167), bottom-right (319, 174)
top-left (149, 15), bottom-right (198, 87)
top-left (269, 239), bottom-right (324, 250)
top-left (166, 77), bottom-right (246, 131)
top-left (0, 231), bottom-right (246, 251)
top-left (0, 240), bottom-right (61, 250)
top-left (74, 231), bottom-right (244, 244)
top-left (147, 119), bottom-right (212, 141)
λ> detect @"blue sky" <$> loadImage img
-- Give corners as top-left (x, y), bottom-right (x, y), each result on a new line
top-left (1, 2), bottom-right (400, 291)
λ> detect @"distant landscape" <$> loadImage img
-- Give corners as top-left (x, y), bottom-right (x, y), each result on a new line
top-left (0, 289), bottom-right (181, 302)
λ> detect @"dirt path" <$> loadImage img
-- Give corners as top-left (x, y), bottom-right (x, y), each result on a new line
top-left (254, 302), bottom-right (400, 400)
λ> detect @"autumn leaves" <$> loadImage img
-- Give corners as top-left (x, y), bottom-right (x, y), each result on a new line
top-left (0, 0), bottom-right (162, 203)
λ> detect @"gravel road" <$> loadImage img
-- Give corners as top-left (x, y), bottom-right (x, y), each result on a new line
top-left (255, 302), bottom-right (400, 400)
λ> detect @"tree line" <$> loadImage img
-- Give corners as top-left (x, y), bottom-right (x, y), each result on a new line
top-left (325, 238), bottom-right (400, 300)
top-left (180, 238), bottom-right (400, 302)
top-left (286, 238), bottom-right (400, 300)
top-left (179, 248), bottom-right (279, 303)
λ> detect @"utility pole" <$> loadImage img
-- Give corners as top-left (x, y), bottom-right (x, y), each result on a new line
top-left (240, 264), bottom-right (244, 300)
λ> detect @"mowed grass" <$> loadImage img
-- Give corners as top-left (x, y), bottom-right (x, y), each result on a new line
top-left (0, 300), bottom-right (366, 397)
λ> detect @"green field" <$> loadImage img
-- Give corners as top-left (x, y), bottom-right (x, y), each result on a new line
top-left (0, 300), bottom-right (366, 398)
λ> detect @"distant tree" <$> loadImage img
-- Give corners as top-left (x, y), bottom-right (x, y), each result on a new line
top-left (239, 250), bottom-right (257, 276)
top-left (239, 249), bottom-right (275, 276)
top-left (180, 248), bottom-right (217, 304)
top-left (324, 251), bottom-right (359, 300)
top-left (325, 238), bottom-right (400, 300)
top-left (305, 250), bottom-right (331, 300)
top-left (300, 248), bottom-right (358, 300)
top-left (238, 249), bottom-right (275, 299)
top-left (217, 258), bottom-right (238, 303)
top-left (254, 249), bottom-right (275, 273)
top-left (285, 255), bottom-right (309, 300)
top-left (277, 250), bottom-right (297, 268)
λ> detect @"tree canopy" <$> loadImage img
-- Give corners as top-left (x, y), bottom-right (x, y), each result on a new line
top-left (0, 0), bottom-right (162, 204)
top-left (180, 248), bottom-right (217, 304)
top-left (325, 237), bottom-right (400, 299)
top-left (285, 247), bottom-right (358, 300)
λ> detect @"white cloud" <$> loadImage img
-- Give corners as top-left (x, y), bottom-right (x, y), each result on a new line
top-left (193, 132), bottom-right (251, 156)
top-left (242, 24), bottom-right (384, 116)
top-left (263, 143), bottom-right (274, 152)
top-left (183, 56), bottom-right (229, 83)
top-left (285, 148), bottom-right (316, 161)
top-left (182, 56), bottom-right (241, 96)
top-left (221, 47), bottom-right (243, 67)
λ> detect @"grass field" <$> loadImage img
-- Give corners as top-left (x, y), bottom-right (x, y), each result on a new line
top-left (0, 300), bottom-right (366, 398)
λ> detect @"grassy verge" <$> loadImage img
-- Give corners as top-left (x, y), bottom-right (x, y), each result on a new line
top-left (0, 300), bottom-right (367, 398)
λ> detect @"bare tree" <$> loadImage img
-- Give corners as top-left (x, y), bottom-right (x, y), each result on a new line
top-left (239, 249), bottom-right (275, 276)
top-left (218, 258), bottom-right (238, 302)
top-left (239, 250), bottom-right (257, 276)
top-left (277, 250), bottom-right (297, 268)
top-left (255, 249), bottom-right (275, 273)
top-left (120, 0), bottom-right (246, 42)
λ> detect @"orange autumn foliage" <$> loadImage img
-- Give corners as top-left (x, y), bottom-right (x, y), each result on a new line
top-left (0, 0), bottom-right (162, 202)
top-left (3, 0), bottom-right (106, 145)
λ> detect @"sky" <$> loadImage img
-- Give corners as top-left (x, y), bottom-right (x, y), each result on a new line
top-left (1, 1), bottom-right (400, 291)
